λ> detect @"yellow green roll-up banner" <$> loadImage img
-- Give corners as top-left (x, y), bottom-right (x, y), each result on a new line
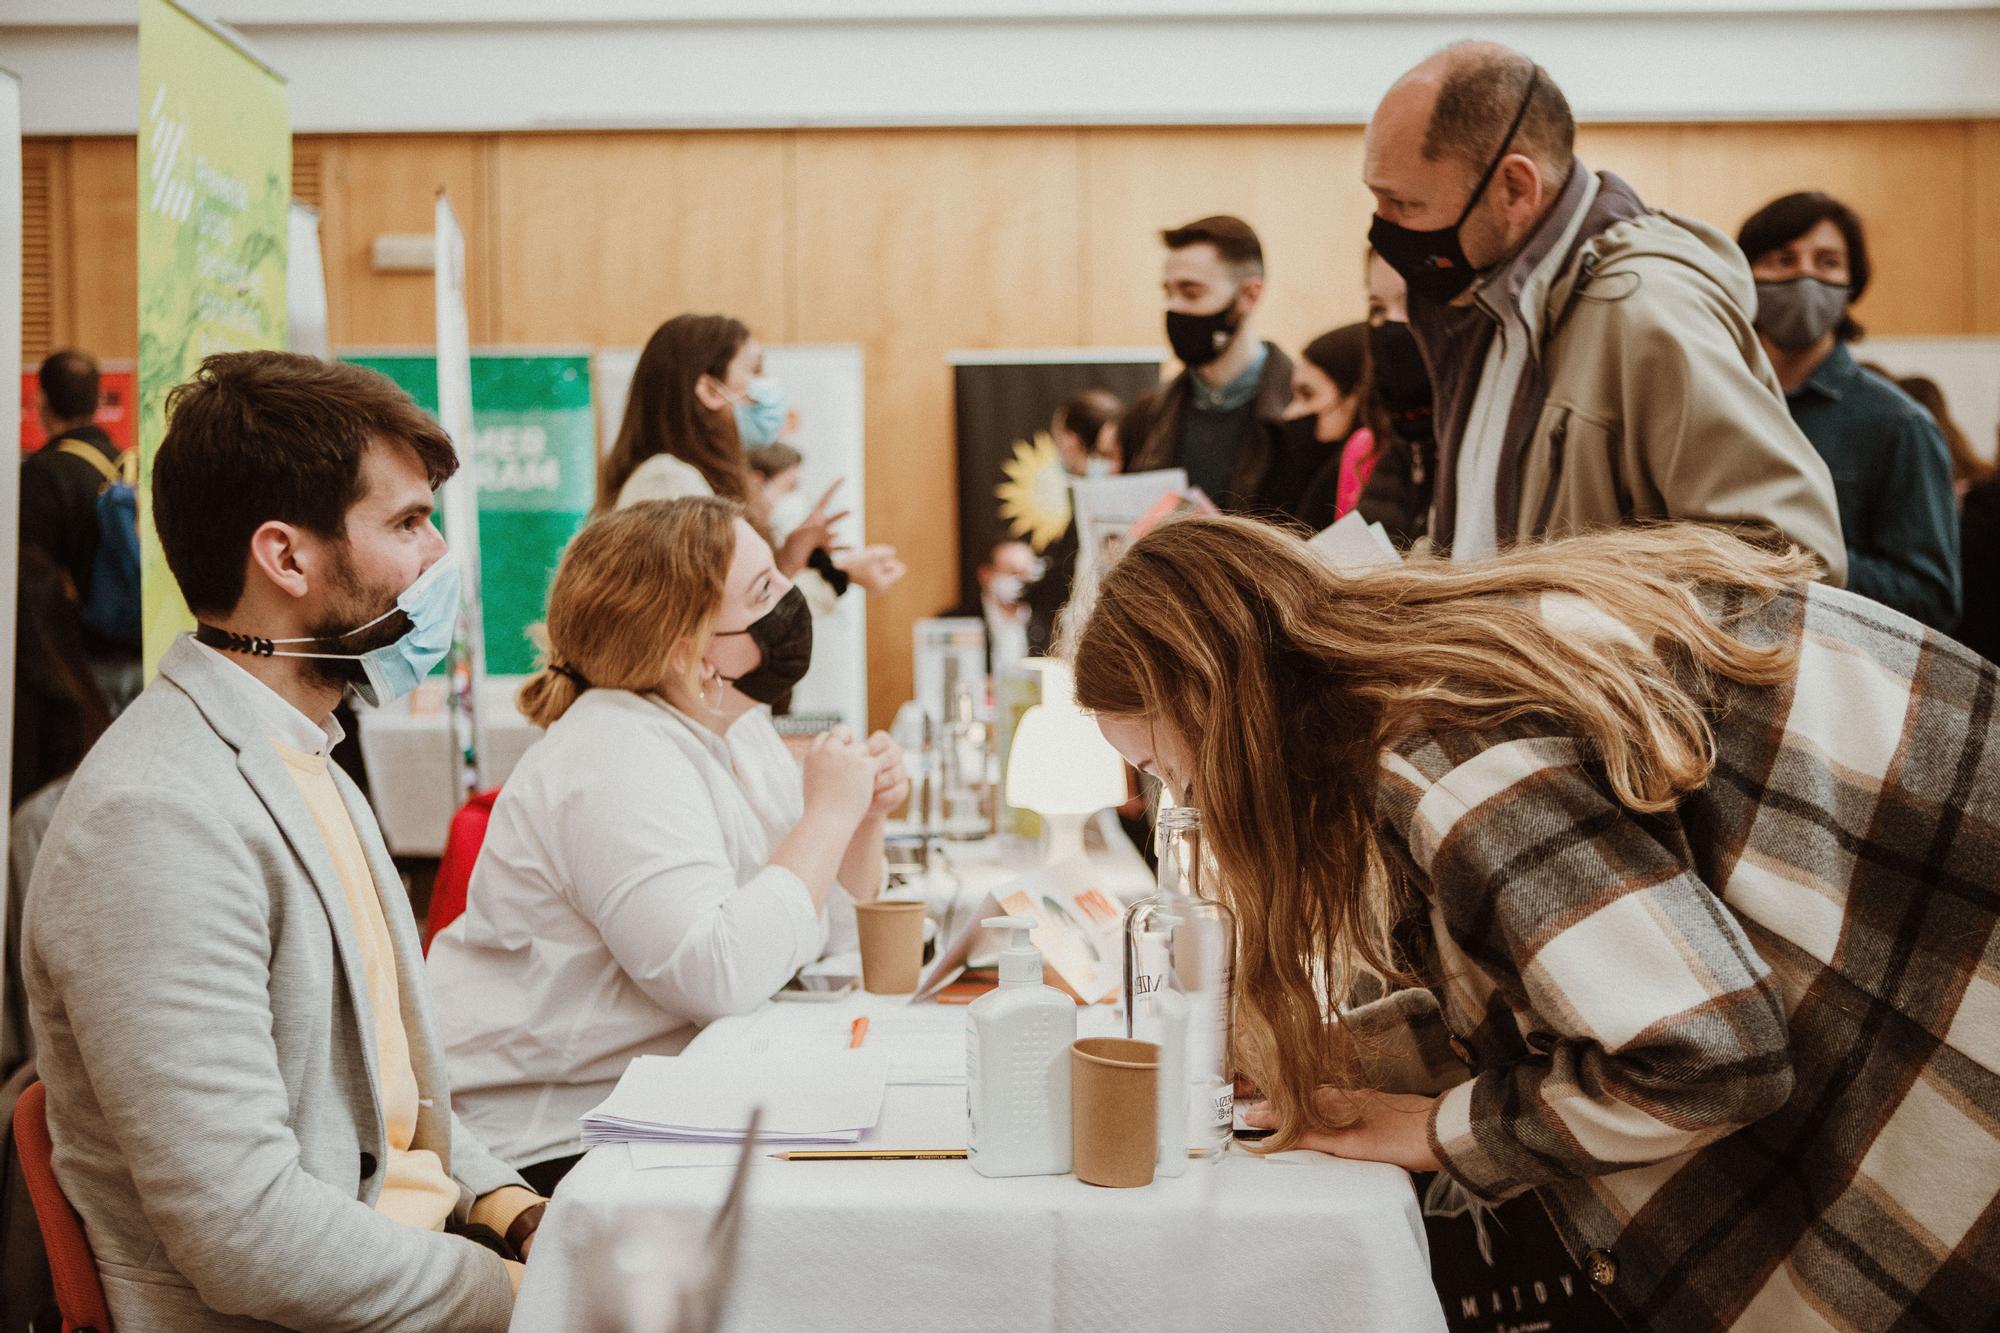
top-left (137, 0), bottom-right (289, 671)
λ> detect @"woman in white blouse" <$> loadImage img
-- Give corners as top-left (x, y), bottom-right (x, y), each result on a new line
top-left (427, 497), bottom-right (908, 1193)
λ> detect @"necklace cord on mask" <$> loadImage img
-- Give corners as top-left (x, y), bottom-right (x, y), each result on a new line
top-left (194, 624), bottom-right (279, 658)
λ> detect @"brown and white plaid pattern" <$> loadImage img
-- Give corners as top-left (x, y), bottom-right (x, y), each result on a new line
top-left (1361, 583), bottom-right (2000, 1330)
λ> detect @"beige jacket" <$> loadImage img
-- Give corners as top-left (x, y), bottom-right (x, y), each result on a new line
top-left (1419, 171), bottom-right (1847, 586)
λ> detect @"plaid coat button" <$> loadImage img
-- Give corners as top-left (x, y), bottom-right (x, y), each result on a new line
top-left (1586, 1248), bottom-right (1618, 1288)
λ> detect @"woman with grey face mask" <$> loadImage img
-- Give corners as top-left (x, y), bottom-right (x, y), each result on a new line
top-left (1738, 192), bottom-right (1961, 632)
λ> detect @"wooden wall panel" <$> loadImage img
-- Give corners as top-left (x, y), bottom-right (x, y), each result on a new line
top-left (792, 129), bottom-right (1083, 725)
top-left (66, 137), bottom-right (138, 360)
top-left (1973, 121), bottom-right (2000, 334)
top-left (488, 132), bottom-right (789, 347)
top-left (325, 135), bottom-right (491, 348)
top-left (24, 118), bottom-right (2000, 726)
top-left (21, 141), bottom-right (69, 362)
top-left (1081, 126), bottom-right (1372, 355)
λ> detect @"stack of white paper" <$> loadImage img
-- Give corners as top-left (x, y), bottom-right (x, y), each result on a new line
top-left (1308, 510), bottom-right (1402, 573)
top-left (581, 1050), bottom-right (890, 1148)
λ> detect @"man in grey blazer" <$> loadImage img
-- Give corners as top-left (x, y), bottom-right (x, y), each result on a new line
top-left (23, 352), bottom-right (545, 1331)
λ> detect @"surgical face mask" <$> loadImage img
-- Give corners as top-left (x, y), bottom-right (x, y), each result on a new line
top-left (1368, 320), bottom-right (1433, 414)
top-left (767, 488), bottom-right (812, 538)
top-left (1165, 293), bottom-right (1243, 368)
top-left (1754, 276), bottom-right (1849, 350)
top-left (196, 553), bottom-right (461, 708)
top-left (714, 583), bottom-right (813, 705)
top-left (1368, 68), bottom-right (1541, 306)
top-left (731, 377), bottom-right (789, 446)
top-left (1084, 456), bottom-right (1114, 479)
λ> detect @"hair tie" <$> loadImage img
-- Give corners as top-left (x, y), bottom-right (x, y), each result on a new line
top-left (548, 661), bottom-right (591, 690)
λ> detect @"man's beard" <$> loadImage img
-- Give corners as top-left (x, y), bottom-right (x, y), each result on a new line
top-left (298, 546), bottom-right (412, 697)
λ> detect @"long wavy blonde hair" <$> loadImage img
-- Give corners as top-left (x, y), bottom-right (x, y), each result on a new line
top-left (1071, 517), bottom-right (1814, 1150)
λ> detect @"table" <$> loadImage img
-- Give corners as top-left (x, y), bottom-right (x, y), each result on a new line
top-left (511, 1028), bottom-right (1446, 1332)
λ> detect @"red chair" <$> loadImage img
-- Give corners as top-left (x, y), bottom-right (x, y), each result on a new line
top-left (13, 1081), bottom-right (113, 1332)
top-left (424, 788), bottom-right (500, 953)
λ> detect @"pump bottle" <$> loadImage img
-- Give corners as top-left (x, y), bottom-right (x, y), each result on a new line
top-left (966, 915), bottom-right (1077, 1177)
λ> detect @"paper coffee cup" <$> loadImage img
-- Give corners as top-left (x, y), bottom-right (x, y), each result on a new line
top-left (854, 900), bottom-right (927, 995)
top-left (1070, 1037), bottom-right (1159, 1188)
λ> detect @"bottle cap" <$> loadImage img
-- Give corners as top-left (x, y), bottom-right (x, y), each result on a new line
top-left (982, 914), bottom-right (1044, 986)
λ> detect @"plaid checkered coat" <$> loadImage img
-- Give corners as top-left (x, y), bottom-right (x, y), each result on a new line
top-left (1360, 582), bottom-right (1999, 1330)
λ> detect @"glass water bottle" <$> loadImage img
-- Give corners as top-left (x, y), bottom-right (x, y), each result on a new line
top-left (1123, 805), bottom-right (1236, 1170)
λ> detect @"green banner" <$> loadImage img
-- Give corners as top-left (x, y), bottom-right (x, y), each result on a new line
top-left (137, 0), bottom-right (290, 669)
top-left (345, 354), bottom-right (595, 676)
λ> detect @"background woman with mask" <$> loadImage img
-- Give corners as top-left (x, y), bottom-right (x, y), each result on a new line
top-left (1075, 514), bottom-right (2000, 1333)
top-left (1348, 249), bottom-right (1436, 547)
top-left (1279, 323), bottom-right (1372, 533)
top-left (599, 312), bottom-right (905, 598)
top-left (427, 498), bottom-right (907, 1193)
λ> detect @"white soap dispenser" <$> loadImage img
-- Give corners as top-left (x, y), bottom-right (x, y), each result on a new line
top-left (967, 915), bottom-right (1078, 1178)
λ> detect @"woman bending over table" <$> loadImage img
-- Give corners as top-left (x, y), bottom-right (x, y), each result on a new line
top-left (428, 498), bottom-right (906, 1194)
top-left (1074, 515), bottom-right (1998, 1333)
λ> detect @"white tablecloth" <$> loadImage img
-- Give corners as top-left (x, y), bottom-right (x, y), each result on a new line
top-left (512, 1082), bottom-right (1446, 1332)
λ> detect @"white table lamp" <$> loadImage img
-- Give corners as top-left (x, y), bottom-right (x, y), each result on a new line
top-left (1004, 660), bottom-right (1127, 865)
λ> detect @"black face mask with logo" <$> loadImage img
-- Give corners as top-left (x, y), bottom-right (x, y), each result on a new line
top-left (1367, 68), bottom-right (1542, 306)
top-left (1165, 294), bottom-right (1243, 368)
top-left (716, 584), bottom-right (813, 705)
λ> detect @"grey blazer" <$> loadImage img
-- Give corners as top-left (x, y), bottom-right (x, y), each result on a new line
top-left (23, 637), bottom-right (525, 1332)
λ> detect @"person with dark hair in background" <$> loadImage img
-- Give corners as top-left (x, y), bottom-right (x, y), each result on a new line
top-left (601, 313), bottom-right (903, 604)
top-left (23, 351), bottom-right (547, 1331)
top-left (1961, 466), bottom-right (2000, 665)
top-left (1121, 216), bottom-right (1299, 517)
top-left (1027, 387), bottom-right (1127, 652)
top-left (19, 348), bottom-right (141, 713)
top-left (1278, 324), bottom-right (1373, 534)
top-left (11, 547), bottom-right (110, 812)
top-left (1739, 192), bottom-right (1960, 630)
top-left (1350, 249), bottom-right (1438, 547)
top-left (1052, 387), bottom-right (1125, 479)
top-left (1362, 43), bottom-right (1844, 577)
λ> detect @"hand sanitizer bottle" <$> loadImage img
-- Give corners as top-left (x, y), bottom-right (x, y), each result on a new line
top-left (967, 915), bottom-right (1077, 1177)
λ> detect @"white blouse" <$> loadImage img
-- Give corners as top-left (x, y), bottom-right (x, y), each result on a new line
top-left (427, 689), bottom-right (859, 1168)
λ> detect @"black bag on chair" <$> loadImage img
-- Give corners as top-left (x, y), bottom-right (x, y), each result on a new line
top-left (1415, 1174), bottom-right (1623, 1332)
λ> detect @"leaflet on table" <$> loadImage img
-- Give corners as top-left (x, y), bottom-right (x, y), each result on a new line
top-left (580, 1050), bottom-right (888, 1146)
top-left (914, 858), bottom-right (1126, 1004)
top-left (1307, 510), bottom-right (1401, 573)
top-left (1071, 468), bottom-right (1188, 589)
top-left (691, 998), bottom-right (970, 1086)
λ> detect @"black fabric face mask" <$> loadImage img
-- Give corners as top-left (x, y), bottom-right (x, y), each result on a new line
top-left (1367, 68), bottom-right (1541, 306)
top-left (716, 584), bottom-right (813, 705)
top-left (1367, 320), bottom-right (1433, 414)
top-left (1165, 295), bottom-right (1243, 368)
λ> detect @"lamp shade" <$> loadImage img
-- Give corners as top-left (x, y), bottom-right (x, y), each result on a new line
top-left (1005, 661), bottom-right (1126, 816)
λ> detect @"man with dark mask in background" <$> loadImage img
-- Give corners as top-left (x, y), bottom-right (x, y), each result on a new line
top-left (1362, 41), bottom-right (1845, 579)
top-left (1120, 215), bottom-right (1300, 519)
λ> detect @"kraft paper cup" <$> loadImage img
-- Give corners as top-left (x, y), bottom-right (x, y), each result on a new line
top-left (1070, 1037), bottom-right (1159, 1188)
top-left (855, 900), bottom-right (927, 994)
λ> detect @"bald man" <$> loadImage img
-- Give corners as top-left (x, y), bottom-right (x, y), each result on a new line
top-left (1362, 42), bottom-right (1844, 581)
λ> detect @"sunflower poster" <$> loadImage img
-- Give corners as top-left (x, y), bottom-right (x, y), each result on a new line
top-left (948, 352), bottom-right (1160, 645)
top-left (136, 0), bottom-right (289, 671)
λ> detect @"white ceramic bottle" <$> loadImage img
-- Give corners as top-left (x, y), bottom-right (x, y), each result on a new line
top-left (966, 915), bottom-right (1077, 1177)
